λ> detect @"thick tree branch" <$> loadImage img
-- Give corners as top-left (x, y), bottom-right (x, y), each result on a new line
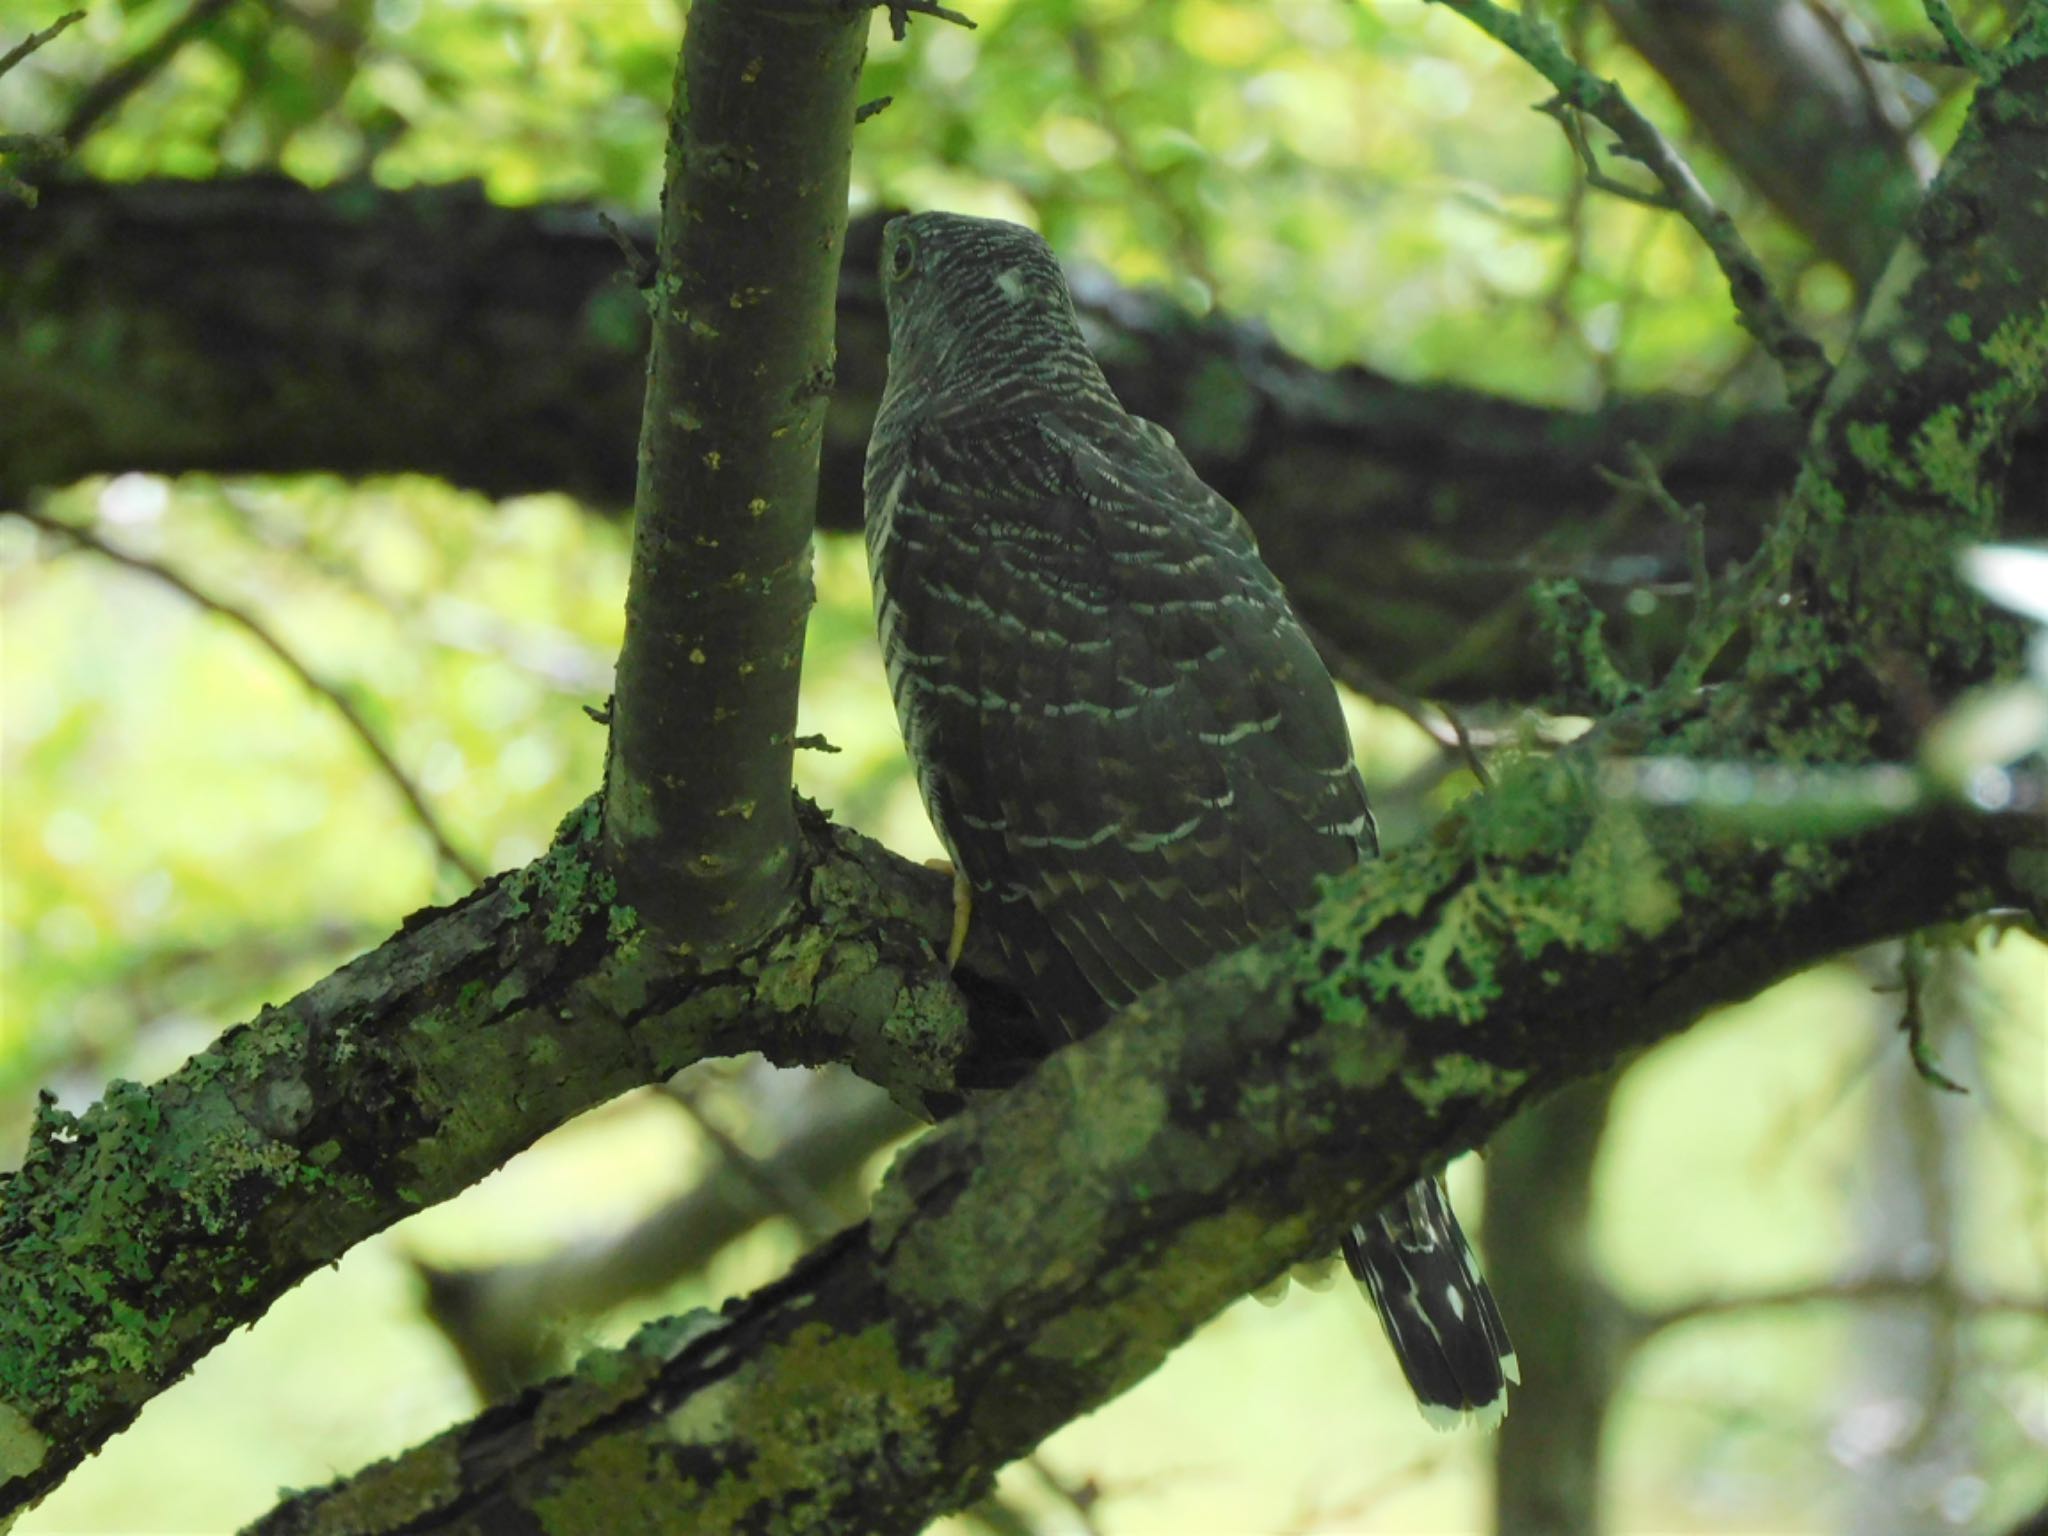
top-left (246, 807), bottom-right (2035, 1536)
top-left (244, 43), bottom-right (2048, 1528)
top-left (19, 179), bottom-right (2045, 699)
top-left (0, 799), bottom-right (1027, 1517)
top-left (601, 0), bottom-right (867, 950)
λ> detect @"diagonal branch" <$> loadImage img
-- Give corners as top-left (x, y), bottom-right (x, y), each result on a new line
top-left (244, 801), bottom-right (2037, 1535)
top-left (58, 0), bottom-right (239, 147)
top-left (6, 502), bottom-right (485, 885)
top-left (0, 10), bottom-right (82, 80)
top-left (419, 1073), bottom-right (913, 1399)
top-left (0, 796), bottom-right (1014, 1518)
top-left (1428, 0), bottom-right (1833, 409)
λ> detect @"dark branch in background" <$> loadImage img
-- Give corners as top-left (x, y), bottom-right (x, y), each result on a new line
top-left (419, 1071), bottom-right (914, 1399)
top-left (5, 503), bottom-right (485, 885)
top-left (659, 1079), bottom-right (848, 1241)
top-left (598, 0), bottom-right (867, 951)
top-left (1428, 0), bottom-right (1833, 410)
top-left (1632, 1272), bottom-right (2048, 1337)
top-left (58, 0), bottom-right (240, 148)
top-left (9, 176), bottom-right (2040, 703)
top-left (1601, 0), bottom-right (1932, 289)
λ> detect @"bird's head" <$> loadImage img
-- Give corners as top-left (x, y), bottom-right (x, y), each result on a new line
top-left (876, 211), bottom-right (1109, 408)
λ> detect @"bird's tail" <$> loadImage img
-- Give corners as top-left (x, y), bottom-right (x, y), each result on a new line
top-left (1343, 1175), bottom-right (1518, 1431)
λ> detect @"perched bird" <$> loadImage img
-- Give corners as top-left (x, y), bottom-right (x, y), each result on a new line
top-left (863, 210), bottom-right (1516, 1429)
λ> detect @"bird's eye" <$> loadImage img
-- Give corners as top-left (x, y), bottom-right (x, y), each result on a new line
top-left (888, 232), bottom-right (917, 282)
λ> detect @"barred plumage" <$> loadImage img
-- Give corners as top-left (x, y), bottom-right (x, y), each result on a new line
top-left (864, 211), bottom-right (1515, 1428)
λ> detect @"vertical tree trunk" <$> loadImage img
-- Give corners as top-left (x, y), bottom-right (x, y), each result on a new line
top-left (1488, 1073), bottom-right (1625, 1536)
top-left (1843, 949), bottom-right (1968, 1536)
top-left (602, 0), bottom-right (869, 952)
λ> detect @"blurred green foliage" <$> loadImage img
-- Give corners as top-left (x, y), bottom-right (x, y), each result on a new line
top-left (1, 0), bottom-right (2042, 1531)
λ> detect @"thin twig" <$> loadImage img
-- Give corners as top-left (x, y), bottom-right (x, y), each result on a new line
top-left (1427, 0), bottom-right (1830, 412)
top-left (1860, 41), bottom-right (1975, 69)
top-left (0, 9), bottom-right (83, 80)
top-left (880, 0), bottom-right (976, 44)
top-left (1918, 0), bottom-right (1994, 76)
top-left (1023, 1456), bottom-right (1105, 1536)
top-left (9, 504), bottom-right (485, 885)
top-left (60, 0), bottom-right (241, 146)
top-left (1889, 936), bottom-right (1971, 1093)
top-left (0, 10), bottom-right (84, 205)
top-left (1539, 95), bottom-right (1673, 209)
top-left (663, 1080), bottom-right (848, 1240)
top-left (1635, 1271), bottom-right (2048, 1339)
top-left (1594, 444), bottom-right (1711, 605)
top-left (1306, 623), bottom-right (1493, 788)
top-left (596, 210), bottom-right (656, 290)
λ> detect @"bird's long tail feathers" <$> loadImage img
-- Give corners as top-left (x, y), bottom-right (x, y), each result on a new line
top-left (1343, 1176), bottom-right (1518, 1431)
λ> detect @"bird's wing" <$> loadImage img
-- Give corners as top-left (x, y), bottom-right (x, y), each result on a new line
top-left (876, 408), bottom-right (1373, 1036)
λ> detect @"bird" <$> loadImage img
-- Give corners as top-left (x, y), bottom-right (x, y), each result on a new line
top-left (862, 209), bottom-right (1517, 1429)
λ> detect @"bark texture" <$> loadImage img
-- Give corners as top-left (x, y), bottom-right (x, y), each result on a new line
top-left (246, 811), bottom-right (2033, 1536)
top-left (601, 0), bottom-right (868, 949)
top-left (0, 801), bottom-right (1026, 1517)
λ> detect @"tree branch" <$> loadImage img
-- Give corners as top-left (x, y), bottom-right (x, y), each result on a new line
top-left (1602, 0), bottom-right (1933, 289)
top-left (600, 0), bottom-right (868, 952)
top-left (58, 0), bottom-right (239, 148)
top-left (237, 43), bottom-right (2048, 1529)
top-left (0, 10), bottom-right (82, 80)
top-left (419, 1073), bottom-right (913, 1399)
top-left (1430, 0), bottom-right (1833, 409)
top-left (26, 177), bottom-right (2038, 701)
top-left (7, 502), bottom-right (485, 885)
top-left (0, 9), bottom-right (83, 205)
top-left (247, 804), bottom-right (2035, 1535)
top-left (5, 15), bottom-right (2042, 1530)
top-left (0, 798), bottom-right (1025, 1518)
top-left (1633, 1272), bottom-right (2048, 1341)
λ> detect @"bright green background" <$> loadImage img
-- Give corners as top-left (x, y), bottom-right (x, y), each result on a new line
top-left (3, 0), bottom-right (2043, 1530)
